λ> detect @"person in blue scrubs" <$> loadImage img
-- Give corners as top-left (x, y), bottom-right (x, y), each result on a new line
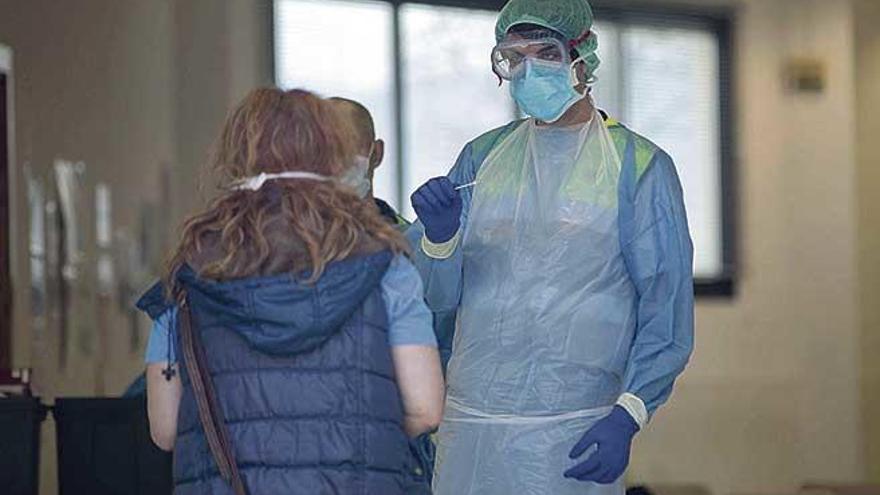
top-left (406, 0), bottom-right (695, 493)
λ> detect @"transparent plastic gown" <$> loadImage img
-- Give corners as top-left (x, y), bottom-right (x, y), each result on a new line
top-left (433, 110), bottom-right (634, 495)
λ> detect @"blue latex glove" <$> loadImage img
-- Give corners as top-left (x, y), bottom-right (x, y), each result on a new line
top-left (411, 177), bottom-right (462, 243)
top-left (564, 406), bottom-right (640, 484)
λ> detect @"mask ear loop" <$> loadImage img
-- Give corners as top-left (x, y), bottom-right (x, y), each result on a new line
top-left (365, 142), bottom-right (376, 168)
top-left (569, 57), bottom-right (589, 94)
top-left (491, 56), bottom-right (504, 86)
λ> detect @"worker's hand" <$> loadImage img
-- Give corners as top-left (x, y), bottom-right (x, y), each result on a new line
top-left (564, 406), bottom-right (639, 484)
top-left (411, 177), bottom-right (462, 244)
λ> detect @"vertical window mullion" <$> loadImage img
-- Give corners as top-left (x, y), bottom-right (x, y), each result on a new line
top-left (615, 23), bottom-right (628, 122)
top-left (392, 2), bottom-right (406, 210)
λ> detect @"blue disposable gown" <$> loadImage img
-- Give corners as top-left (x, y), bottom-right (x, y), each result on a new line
top-left (406, 112), bottom-right (694, 494)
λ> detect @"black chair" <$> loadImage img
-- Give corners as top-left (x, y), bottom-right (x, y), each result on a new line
top-left (0, 397), bottom-right (47, 495)
top-left (630, 484), bottom-right (712, 495)
top-left (53, 397), bottom-right (172, 495)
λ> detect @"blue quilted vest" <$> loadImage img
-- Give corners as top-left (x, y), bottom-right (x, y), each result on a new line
top-left (138, 250), bottom-right (430, 495)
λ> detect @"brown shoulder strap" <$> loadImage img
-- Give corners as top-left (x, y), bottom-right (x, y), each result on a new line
top-left (179, 298), bottom-right (248, 495)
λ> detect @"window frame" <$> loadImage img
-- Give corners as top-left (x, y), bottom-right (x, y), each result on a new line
top-left (271, 0), bottom-right (738, 298)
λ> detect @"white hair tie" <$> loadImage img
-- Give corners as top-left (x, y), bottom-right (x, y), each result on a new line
top-left (230, 171), bottom-right (332, 191)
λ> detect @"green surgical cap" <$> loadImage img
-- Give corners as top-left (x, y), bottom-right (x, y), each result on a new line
top-left (495, 0), bottom-right (600, 79)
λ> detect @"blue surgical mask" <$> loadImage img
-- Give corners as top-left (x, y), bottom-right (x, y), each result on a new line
top-left (510, 59), bottom-right (585, 123)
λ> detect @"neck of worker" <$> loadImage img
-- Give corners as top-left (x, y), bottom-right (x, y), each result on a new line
top-left (538, 89), bottom-right (594, 128)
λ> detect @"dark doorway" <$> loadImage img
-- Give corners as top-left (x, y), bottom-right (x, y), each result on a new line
top-left (0, 72), bottom-right (11, 368)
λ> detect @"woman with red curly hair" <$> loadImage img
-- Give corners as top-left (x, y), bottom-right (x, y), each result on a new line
top-left (138, 88), bottom-right (442, 495)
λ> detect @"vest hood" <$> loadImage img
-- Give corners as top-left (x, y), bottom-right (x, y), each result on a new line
top-left (138, 250), bottom-right (393, 356)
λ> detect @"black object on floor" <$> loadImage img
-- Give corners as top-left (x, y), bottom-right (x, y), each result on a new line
top-left (54, 397), bottom-right (172, 495)
top-left (0, 397), bottom-right (47, 495)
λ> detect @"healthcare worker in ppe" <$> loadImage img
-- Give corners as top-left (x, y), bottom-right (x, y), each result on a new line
top-left (406, 0), bottom-right (695, 493)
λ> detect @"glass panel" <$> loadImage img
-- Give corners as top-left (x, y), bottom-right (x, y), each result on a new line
top-left (273, 3), bottom-right (727, 280)
top-left (401, 3), bottom-right (517, 218)
top-left (591, 21), bottom-right (623, 119)
top-left (621, 24), bottom-right (722, 278)
top-left (274, 0), bottom-right (398, 208)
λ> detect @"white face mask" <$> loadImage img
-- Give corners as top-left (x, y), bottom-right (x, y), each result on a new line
top-left (230, 171), bottom-right (332, 191)
top-left (230, 151), bottom-right (373, 197)
top-left (339, 154), bottom-right (372, 198)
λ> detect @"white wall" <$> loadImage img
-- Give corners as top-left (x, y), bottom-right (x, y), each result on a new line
top-left (0, 2), bottom-right (270, 493)
top-left (629, 0), bottom-right (866, 493)
top-left (854, 0), bottom-right (880, 483)
top-left (0, 0), bottom-right (177, 391)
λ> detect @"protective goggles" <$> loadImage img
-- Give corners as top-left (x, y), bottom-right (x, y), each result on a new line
top-left (491, 37), bottom-right (571, 81)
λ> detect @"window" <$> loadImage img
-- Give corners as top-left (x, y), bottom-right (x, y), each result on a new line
top-left (274, 1), bottom-right (736, 294)
top-left (273, 0), bottom-right (397, 203)
top-left (590, 14), bottom-right (731, 287)
top-left (401, 4), bottom-right (516, 217)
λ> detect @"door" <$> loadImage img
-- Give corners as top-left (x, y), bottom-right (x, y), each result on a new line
top-left (0, 51), bottom-right (12, 368)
